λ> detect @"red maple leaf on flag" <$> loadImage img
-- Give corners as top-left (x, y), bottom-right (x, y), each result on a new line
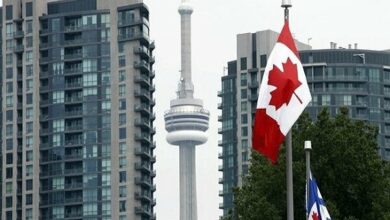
top-left (312, 212), bottom-right (319, 220)
top-left (268, 58), bottom-right (302, 110)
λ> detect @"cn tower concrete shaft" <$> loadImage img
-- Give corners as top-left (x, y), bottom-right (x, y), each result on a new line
top-left (164, 1), bottom-right (209, 220)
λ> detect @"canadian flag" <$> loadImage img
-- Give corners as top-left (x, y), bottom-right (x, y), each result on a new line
top-left (252, 21), bottom-right (311, 163)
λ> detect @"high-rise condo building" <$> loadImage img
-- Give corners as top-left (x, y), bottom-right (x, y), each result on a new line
top-left (0, 0), bottom-right (156, 219)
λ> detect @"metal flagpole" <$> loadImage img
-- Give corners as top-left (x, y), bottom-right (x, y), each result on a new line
top-left (305, 141), bottom-right (312, 220)
top-left (281, 1), bottom-right (294, 220)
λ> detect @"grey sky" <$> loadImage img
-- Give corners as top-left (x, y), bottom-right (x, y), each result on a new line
top-left (1, 0), bottom-right (389, 220)
top-left (145, 0), bottom-right (390, 219)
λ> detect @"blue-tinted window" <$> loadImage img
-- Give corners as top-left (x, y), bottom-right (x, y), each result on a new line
top-left (26, 2), bottom-right (33, 17)
top-left (6, 6), bottom-right (13, 20)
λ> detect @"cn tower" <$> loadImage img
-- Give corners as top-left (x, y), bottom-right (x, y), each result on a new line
top-left (164, 0), bottom-right (210, 219)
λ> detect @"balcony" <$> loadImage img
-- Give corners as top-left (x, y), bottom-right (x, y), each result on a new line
top-left (134, 88), bottom-right (151, 100)
top-left (64, 25), bottom-right (83, 32)
top-left (134, 118), bottom-right (151, 129)
top-left (248, 94), bottom-right (258, 102)
top-left (65, 124), bottom-right (83, 132)
top-left (64, 38), bottom-right (84, 46)
top-left (134, 104), bottom-right (151, 114)
top-left (134, 74), bottom-right (150, 86)
top-left (135, 133), bottom-right (151, 144)
top-left (134, 60), bottom-right (150, 72)
top-left (135, 177), bottom-right (152, 188)
top-left (64, 68), bottom-right (82, 75)
top-left (135, 162), bottom-right (152, 174)
top-left (135, 192), bottom-right (152, 202)
top-left (65, 96), bottom-right (83, 103)
top-left (14, 30), bottom-right (24, 38)
top-left (64, 168), bottom-right (83, 175)
top-left (248, 81), bottom-right (259, 89)
top-left (135, 207), bottom-right (153, 217)
top-left (64, 53), bottom-right (82, 61)
top-left (65, 81), bottom-right (83, 89)
top-left (134, 147), bottom-right (152, 158)
top-left (14, 45), bottom-right (24, 53)
top-left (65, 139), bottom-right (83, 147)
top-left (64, 153), bottom-right (83, 160)
top-left (134, 46), bottom-right (150, 58)
top-left (65, 110), bottom-right (83, 117)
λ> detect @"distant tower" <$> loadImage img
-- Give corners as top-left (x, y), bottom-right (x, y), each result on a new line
top-left (164, 0), bottom-right (209, 219)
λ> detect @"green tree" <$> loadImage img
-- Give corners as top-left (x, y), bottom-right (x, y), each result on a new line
top-left (225, 108), bottom-right (390, 220)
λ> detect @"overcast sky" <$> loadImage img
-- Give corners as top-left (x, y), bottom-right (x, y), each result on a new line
top-left (144, 0), bottom-right (390, 219)
top-left (2, 0), bottom-right (390, 219)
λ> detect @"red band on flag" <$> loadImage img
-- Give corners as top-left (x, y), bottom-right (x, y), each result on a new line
top-left (252, 109), bottom-right (285, 164)
top-left (277, 22), bottom-right (299, 58)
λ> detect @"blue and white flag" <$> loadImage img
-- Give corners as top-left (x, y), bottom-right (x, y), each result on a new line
top-left (307, 172), bottom-right (331, 220)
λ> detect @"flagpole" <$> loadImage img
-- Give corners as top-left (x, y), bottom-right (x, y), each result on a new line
top-left (281, 1), bottom-right (294, 220)
top-left (305, 141), bottom-right (312, 220)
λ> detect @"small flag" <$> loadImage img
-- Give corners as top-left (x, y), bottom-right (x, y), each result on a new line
top-left (307, 173), bottom-right (332, 220)
top-left (252, 21), bottom-right (312, 163)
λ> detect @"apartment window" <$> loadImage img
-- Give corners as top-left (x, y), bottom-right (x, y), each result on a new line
top-left (52, 177), bottom-right (64, 190)
top-left (26, 209), bottom-right (33, 220)
top-left (6, 67), bottom-right (13, 79)
top-left (119, 99), bottom-right (126, 110)
top-left (101, 14), bottom-right (110, 28)
top-left (241, 114), bottom-right (248, 124)
top-left (26, 108), bottom-right (33, 119)
top-left (53, 119), bottom-right (65, 132)
top-left (6, 54), bottom-right (13, 65)
top-left (26, 51), bottom-right (33, 62)
top-left (119, 171), bottom-right (126, 183)
top-left (83, 203), bottom-right (98, 215)
top-left (118, 42), bottom-right (125, 53)
top-left (26, 151), bottom-right (33, 162)
top-left (51, 18), bottom-right (60, 31)
top-left (119, 56), bottom-right (126, 67)
top-left (260, 55), bottom-right (267, 68)
top-left (240, 57), bottom-right (247, 70)
top-left (6, 139), bottom-right (13, 150)
top-left (102, 173), bottom-right (111, 186)
top-left (119, 128), bottom-right (126, 139)
top-left (6, 168), bottom-right (13, 179)
top-left (241, 127), bottom-right (248, 137)
top-left (119, 201), bottom-right (126, 212)
top-left (25, 94), bottom-right (32, 105)
top-left (6, 182), bottom-right (12, 193)
top-left (6, 5), bottom-right (13, 20)
top-left (53, 207), bottom-right (64, 219)
top-left (119, 216), bottom-right (127, 220)
top-left (6, 154), bottom-right (13, 165)
top-left (102, 72), bottom-right (110, 84)
top-left (322, 95), bottom-right (331, 106)
top-left (26, 65), bottom-right (33, 76)
top-left (83, 73), bottom-right (98, 86)
top-left (6, 23), bottom-right (13, 38)
top-left (26, 36), bottom-right (33, 48)
top-left (119, 70), bottom-right (126, 81)
top-left (241, 89), bottom-right (247, 99)
top-left (26, 194), bottom-right (32, 205)
top-left (119, 186), bottom-right (127, 197)
top-left (83, 59), bottom-right (98, 72)
top-left (6, 96), bottom-right (13, 107)
top-left (26, 122), bottom-right (33, 133)
top-left (6, 197), bottom-right (12, 208)
top-left (102, 159), bottom-right (111, 172)
top-left (26, 180), bottom-right (33, 191)
top-left (26, 136), bottom-right (33, 148)
top-left (6, 124), bottom-right (13, 137)
top-left (240, 73), bottom-right (247, 86)
top-left (119, 157), bottom-right (127, 168)
top-left (26, 20), bottom-right (33, 34)
top-left (53, 91), bottom-right (64, 103)
top-left (241, 101), bottom-right (247, 112)
top-left (6, 211), bottom-right (12, 220)
top-left (6, 40), bottom-right (13, 50)
top-left (6, 82), bottom-right (13, 94)
top-left (26, 165), bottom-right (32, 176)
top-left (119, 143), bottom-right (127, 155)
top-left (26, 2), bottom-right (33, 17)
top-left (119, 84), bottom-right (126, 97)
top-left (102, 101), bottom-right (111, 112)
top-left (102, 202), bottom-right (111, 215)
top-left (26, 79), bottom-right (33, 91)
top-left (119, 113), bottom-right (126, 125)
